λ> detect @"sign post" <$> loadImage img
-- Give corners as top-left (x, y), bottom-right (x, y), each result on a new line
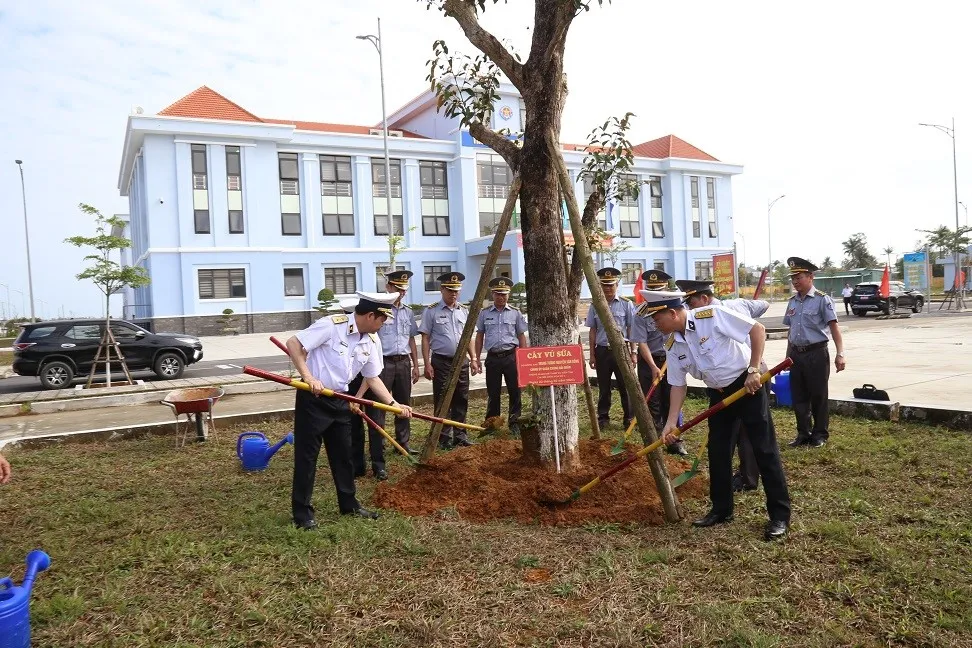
top-left (516, 344), bottom-right (586, 473)
top-left (712, 252), bottom-right (736, 297)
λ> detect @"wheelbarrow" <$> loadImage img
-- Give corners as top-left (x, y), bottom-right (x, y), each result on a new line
top-left (161, 387), bottom-right (224, 447)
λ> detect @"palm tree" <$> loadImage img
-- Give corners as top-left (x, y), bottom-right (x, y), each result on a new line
top-left (841, 233), bottom-right (878, 269)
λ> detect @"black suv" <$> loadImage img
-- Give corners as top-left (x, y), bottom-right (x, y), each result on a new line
top-left (850, 281), bottom-right (924, 316)
top-left (12, 319), bottom-right (204, 389)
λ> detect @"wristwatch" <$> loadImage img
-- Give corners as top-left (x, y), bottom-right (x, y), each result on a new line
top-left (746, 366), bottom-right (760, 375)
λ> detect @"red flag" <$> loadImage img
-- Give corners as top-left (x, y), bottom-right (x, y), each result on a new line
top-left (634, 272), bottom-right (644, 304)
top-left (880, 265), bottom-right (890, 298)
top-left (753, 269), bottom-right (768, 300)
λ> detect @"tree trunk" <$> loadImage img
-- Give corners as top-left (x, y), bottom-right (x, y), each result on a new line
top-left (551, 140), bottom-right (683, 523)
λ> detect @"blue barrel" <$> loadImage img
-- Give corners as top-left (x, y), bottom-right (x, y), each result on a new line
top-left (773, 371), bottom-right (792, 407)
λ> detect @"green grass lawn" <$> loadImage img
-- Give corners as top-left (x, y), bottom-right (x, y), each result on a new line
top-left (1, 393), bottom-right (970, 647)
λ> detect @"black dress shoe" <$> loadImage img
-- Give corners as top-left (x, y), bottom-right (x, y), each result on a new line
top-left (692, 511), bottom-right (734, 528)
top-left (764, 519), bottom-right (789, 541)
top-left (809, 437), bottom-right (827, 448)
top-left (454, 438), bottom-right (476, 447)
top-left (438, 440), bottom-right (454, 451)
top-left (666, 441), bottom-right (689, 456)
top-left (787, 436), bottom-right (811, 448)
top-left (294, 519), bottom-right (318, 531)
top-left (597, 419), bottom-right (610, 430)
top-left (342, 507), bottom-right (379, 520)
top-left (374, 469), bottom-right (388, 481)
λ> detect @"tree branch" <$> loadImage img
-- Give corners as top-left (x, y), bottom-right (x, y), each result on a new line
top-left (567, 190), bottom-right (603, 314)
top-left (442, 0), bottom-right (525, 89)
top-left (468, 121), bottom-right (521, 170)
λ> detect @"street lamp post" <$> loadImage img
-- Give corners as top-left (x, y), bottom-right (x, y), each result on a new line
top-left (919, 119), bottom-right (965, 310)
top-left (767, 194), bottom-right (786, 271)
top-left (14, 160), bottom-right (37, 321)
top-left (959, 201), bottom-right (968, 227)
top-left (357, 19), bottom-right (396, 275)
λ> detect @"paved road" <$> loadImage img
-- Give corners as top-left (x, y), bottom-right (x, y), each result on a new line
top-left (0, 355), bottom-right (294, 395)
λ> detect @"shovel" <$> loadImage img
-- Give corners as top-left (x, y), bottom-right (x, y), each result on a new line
top-left (268, 336), bottom-right (419, 465)
top-left (541, 358), bottom-right (793, 506)
top-left (610, 360), bottom-right (668, 456)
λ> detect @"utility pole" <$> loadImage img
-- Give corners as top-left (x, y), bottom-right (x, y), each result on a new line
top-left (15, 160), bottom-right (37, 321)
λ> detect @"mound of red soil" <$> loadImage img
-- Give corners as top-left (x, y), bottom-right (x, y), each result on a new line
top-left (374, 439), bottom-right (708, 526)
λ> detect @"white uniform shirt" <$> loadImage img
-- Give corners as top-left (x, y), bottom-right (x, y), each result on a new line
top-left (296, 314), bottom-right (384, 392)
top-left (711, 297), bottom-right (770, 319)
top-left (665, 305), bottom-right (757, 390)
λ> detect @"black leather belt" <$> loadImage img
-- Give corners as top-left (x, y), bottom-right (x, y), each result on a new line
top-left (384, 354), bottom-right (410, 362)
top-left (790, 341), bottom-right (828, 353)
top-left (488, 348), bottom-right (516, 358)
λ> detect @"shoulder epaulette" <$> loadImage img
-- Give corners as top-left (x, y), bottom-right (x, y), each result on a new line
top-left (621, 296), bottom-right (633, 302)
top-left (428, 301), bottom-right (440, 309)
top-left (369, 332), bottom-right (379, 342)
top-left (330, 314), bottom-right (349, 324)
top-left (665, 334), bottom-right (675, 350)
top-left (695, 308), bottom-right (714, 319)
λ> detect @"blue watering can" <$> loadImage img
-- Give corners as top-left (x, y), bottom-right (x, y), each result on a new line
top-left (237, 431), bottom-right (294, 471)
top-left (0, 550), bottom-right (51, 648)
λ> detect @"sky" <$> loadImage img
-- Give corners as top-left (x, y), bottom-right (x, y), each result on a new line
top-left (1, 0), bottom-right (970, 319)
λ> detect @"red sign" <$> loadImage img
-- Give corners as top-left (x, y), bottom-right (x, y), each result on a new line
top-left (712, 252), bottom-right (736, 296)
top-left (516, 344), bottom-right (585, 387)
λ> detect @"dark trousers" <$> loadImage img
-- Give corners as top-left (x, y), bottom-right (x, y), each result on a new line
top-left (370, 356), bottom-right (414, 449)
top-left (485, 350), bottom-right (522, 423)
top-left (595, 345), bottom-right (631, 424)
top-left (706, 372), bottom-right (791, 523)
top-left (347, 375), bottom-right (386, 475)
top-left (292, 389), bottom-right (358, 522)
top-left (843, 297), bottom-right (851, 315)
top-left (637, 352), bottom-right (671, 431)
top-left (788, 345), bottom-right (831, 441)
top-left (431, 353), bottom-right (470, 443)
top-left (730, 415), bottom-right (760, 489)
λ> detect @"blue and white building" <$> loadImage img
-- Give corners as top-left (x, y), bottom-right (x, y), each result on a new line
top-left (117, 85), bottom-right (743, 334)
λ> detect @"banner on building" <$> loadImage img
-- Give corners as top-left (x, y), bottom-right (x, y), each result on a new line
top-left (712, 252), bottom-right (736, 296)
top-left (902, 252), bottom-right (930, 294)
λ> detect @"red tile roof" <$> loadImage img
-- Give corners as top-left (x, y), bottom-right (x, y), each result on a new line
top-left (158, 86), bottom-right (263, 122)
top-left (158, 86), bottom-right (426, 138)
top-left (631, 135), bottom-right (718, 161)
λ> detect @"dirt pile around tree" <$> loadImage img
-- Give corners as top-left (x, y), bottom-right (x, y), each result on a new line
top-left (374, 439), bottom-right (708, 526)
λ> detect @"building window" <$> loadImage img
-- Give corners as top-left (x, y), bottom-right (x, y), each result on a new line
top-left (622, 263), bottom-right (641, 284)
top-left (424, 265), bottom-right (451, 292)
top-left (324, 267), bottom-right (357, 295)
top-left (198, 268), bottom-right (246, 299)
top-left (649, 175), bottom-right (663, 238)
top-left (618, 174), bottom-right (640, 239)
top-left (191, 144), bottom-right (207, 190)
top-left (372, 158), bottom-right (403, 236)
top-left (477, 153), bottom-right (515, 235)
top-left (519, 103), bottom-right (527, 130)
top-left (191, 144), bottom-right (210, 234)
top-left (706, 177), bottom-right (718, 238)
top-left (583, 175), bottom-right (607, 231)
top-left (279, 153), bottom-right (301, 235)
top-left (694, 261), bottom-right (713, 281)
top-left (690, 176), bottom-right (701, 238)
top-left (226, 146), bottom-right (243, 233)
top-left (653, 260), bottom-right (666, 271)
top-left (321, 155), bottom-right (354, 236)
top-left (420, 161), bottom-right (450, 236)
top-left (376, 264), bottom-right (406, 290)
top-left (283, 268), bottom-right (305, 297)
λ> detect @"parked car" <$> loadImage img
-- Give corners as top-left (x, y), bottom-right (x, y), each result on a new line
top-left (850, 281), bottom-right (924, 316)
top-left (12, 319), bottom-right (204, 389)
